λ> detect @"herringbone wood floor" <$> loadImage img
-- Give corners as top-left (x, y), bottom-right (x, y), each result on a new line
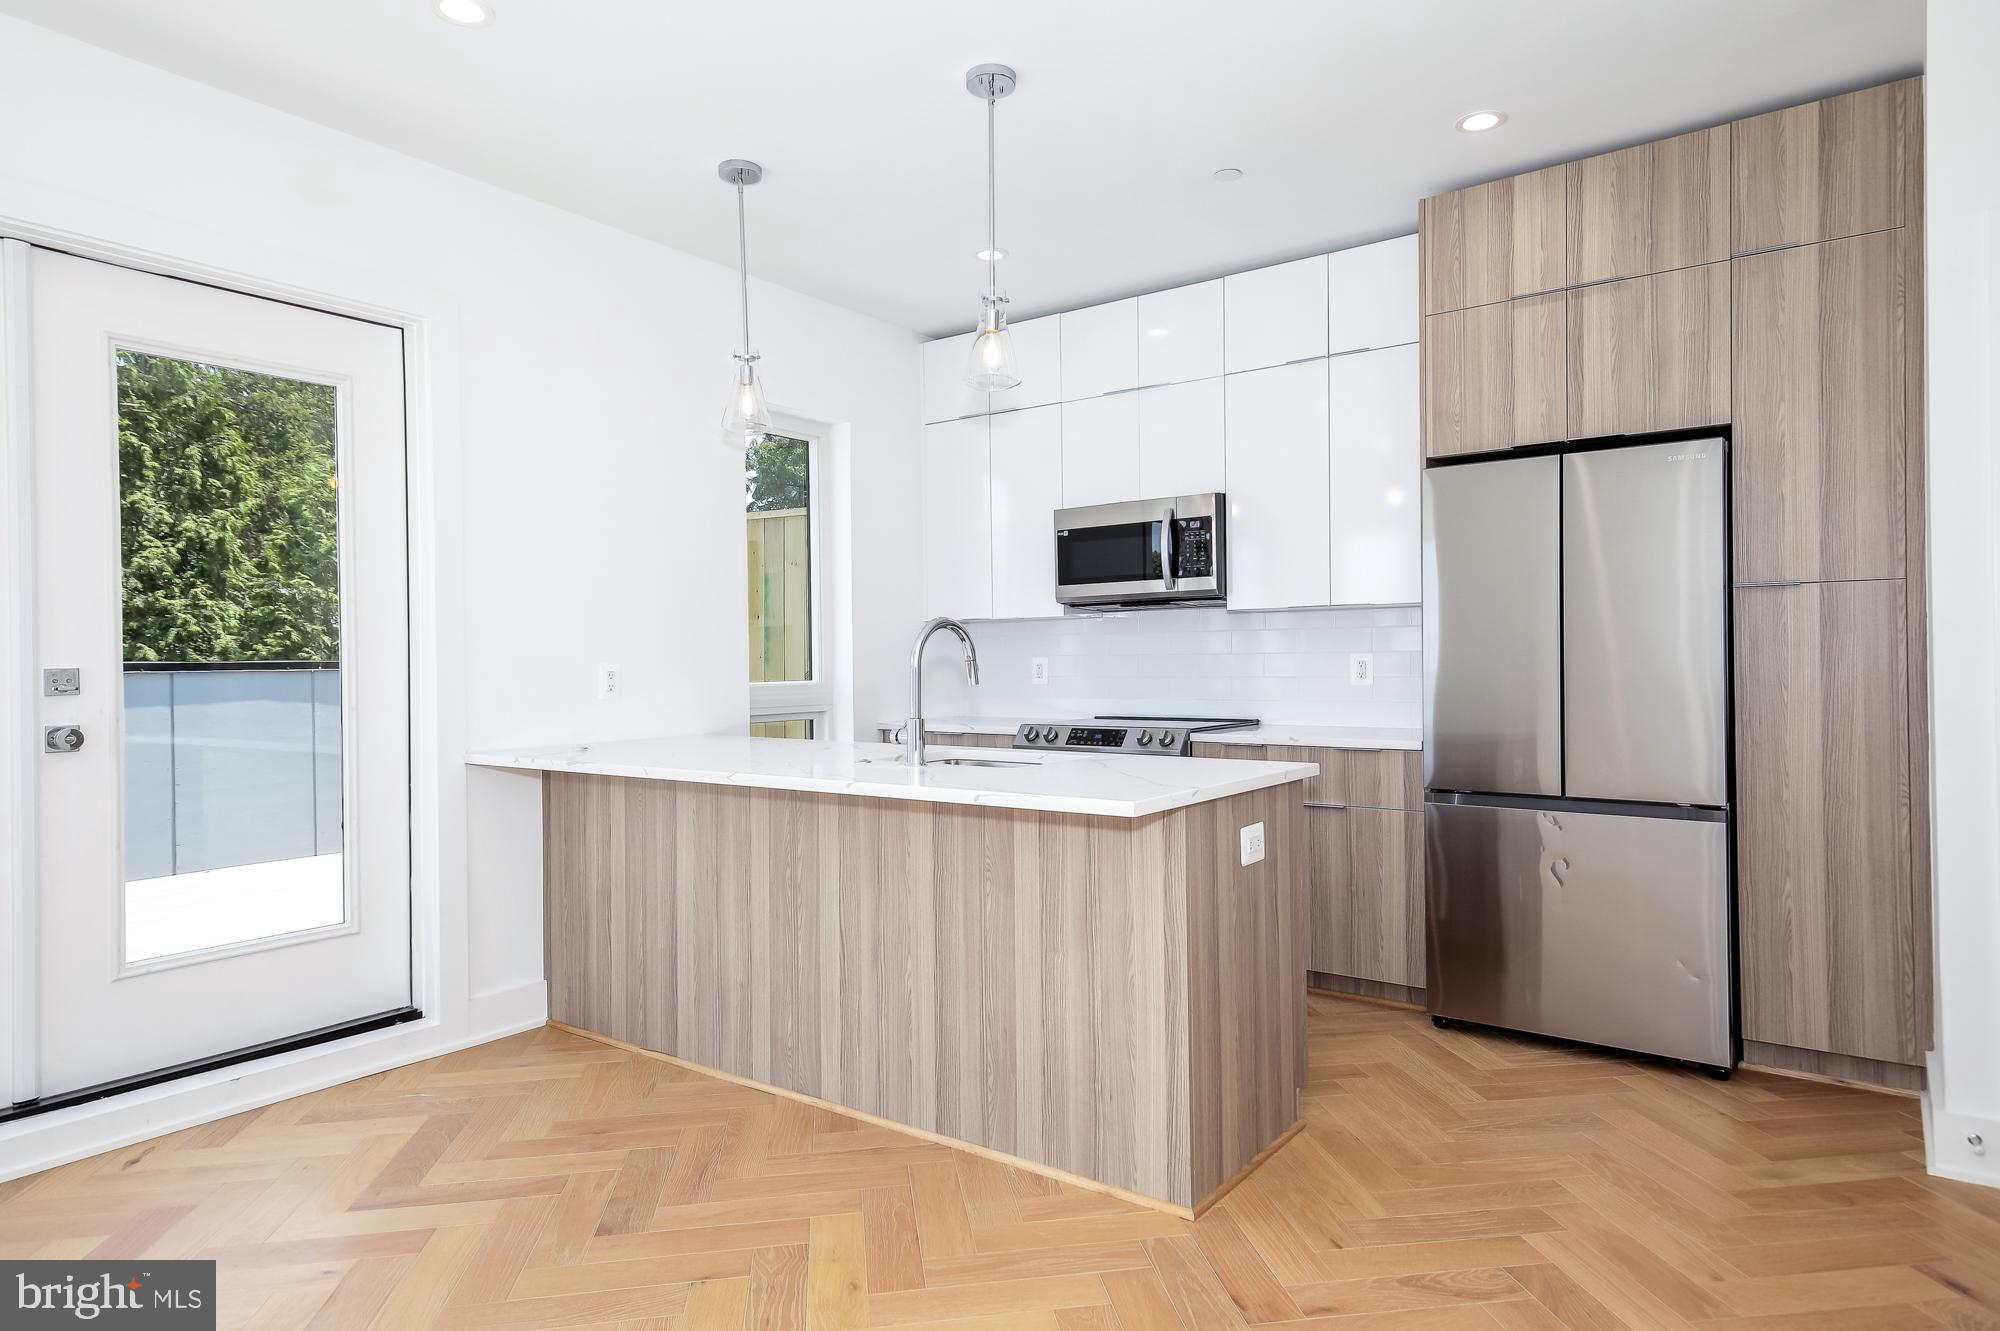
top-left (3, 994), bottom-right (1997, 1330)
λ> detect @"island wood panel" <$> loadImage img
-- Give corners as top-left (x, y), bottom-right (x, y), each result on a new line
top-left (1566, 260), bottom-right (1731, 439)
top-left (1732, 78), bottom-right (1917, 254)
top-left (1181, 787), bottom-right (1302, 1201)
top-left (543, 773), bottom-right (1303, 1209)
top-left (1421, 293), bottom-right (1567, 458)
top-left (1419, 164), bottom-right (1566, 314)
top-left (1733, 580), bottom-right (1920, 1068)
top-left (1566, 125), bottom-right (1730, 286)
top-left (1304, 805), bottom-right (1425, 989)
top-left (1732, 228), bottom-right (1908, 585)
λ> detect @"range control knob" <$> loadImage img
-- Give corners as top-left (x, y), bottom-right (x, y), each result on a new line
top-left (1136, 730), bottom-right (1154, 747)
top-left (1160, 730), bottom-right (1179, 748)
top-left (1041, 726), bottom-right (1058, 742)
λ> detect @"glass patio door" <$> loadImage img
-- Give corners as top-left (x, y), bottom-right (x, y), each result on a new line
top-left (9, 244), bottom-right (412, 1105)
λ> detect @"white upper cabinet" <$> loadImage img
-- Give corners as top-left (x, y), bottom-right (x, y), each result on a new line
top-left (921, 332), bottom-right (985, 424)
top-left (988, 406), bottom-right (1064, 619)
top-left (1060, 393), bottom-right (1141, 507)
top-left (1060, 299), bottom-right (1139, 400)
top-left (1224, 254), bottom-right (1329, 374)
top-left (920, 417), bottom-right (993, 619)
top-left (1328, 344), bottom-right (1420, 605)
top-left (1327, 234), bottom-right (1419, 355)
top-left (988, 314), bottom-right (1062, 413)
top-left (1138, 379), bottom-right (1225, 498)
top-left (1224, 358), bottom-right (1331, 609)
top-left (1139, 279), bottom-right (1224, 387)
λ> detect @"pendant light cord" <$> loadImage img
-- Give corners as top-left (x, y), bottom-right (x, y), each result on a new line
top-left (736, 178), bottom-right (752, 353)
top-left (985, 92), bottom-right (998, 291)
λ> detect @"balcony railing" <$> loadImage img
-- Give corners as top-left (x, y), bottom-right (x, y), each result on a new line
top-left (123, 662), bottom-right (342, 881)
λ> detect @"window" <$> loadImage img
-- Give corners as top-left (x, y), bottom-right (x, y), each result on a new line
top-left (746, 425), bottom-right (831, 735)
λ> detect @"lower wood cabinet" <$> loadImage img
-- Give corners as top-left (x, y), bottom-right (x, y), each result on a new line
top-left (1734, 579), bottom-right (1922, 1067)
top-left (1306, 805), bottom-right (1424, 988)
top-left (1197, 744), bottom-right (1425, 990)
top-left (1421, 293), bottom-right (1565, 458)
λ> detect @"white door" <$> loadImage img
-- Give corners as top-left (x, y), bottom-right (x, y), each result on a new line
top-left (1059, 298), bottom-right (1138, 401)
top-left (1328, 344), bottom-right (1421, 604)
top-left (920, 416), bottom-right (993, 619)
top-left (1224, 254), bottom-right (1329, 374)
top-left (1060, 393), bottom-right (1140, 507)
top-left (11, 246), bottom-right (411, 1103)
top-left (988, 405), bottom-right (1063, 619)
top-left (1225, 357), bottom-right (1331, 609)
top-left (1137, 378), bottom-right (1225, 497)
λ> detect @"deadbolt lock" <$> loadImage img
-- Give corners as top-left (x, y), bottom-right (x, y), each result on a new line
top-left (43, 725), bottom-right (85, 753)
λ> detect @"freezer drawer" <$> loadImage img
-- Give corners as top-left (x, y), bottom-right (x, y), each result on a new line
top-left (1426, 799), bottom-right (1733, 1067)
top-left (1563, 440), bottom-right (1728, 805)
top-left (1423, 456), bottom-right (1562, 796)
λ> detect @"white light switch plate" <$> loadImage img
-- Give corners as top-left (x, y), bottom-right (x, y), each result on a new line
top-left (1239, 822), bottom-right (1265, 866)
top-left (1031, 657), bottom-right (1050, 685)
top-left (1348, 652), bottom-right (1374, 686)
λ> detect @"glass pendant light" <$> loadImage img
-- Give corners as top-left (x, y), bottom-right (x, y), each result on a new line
top-left (718, 159), bottom-right (772, 445)
top-left (963, 64), bottom-right (1022, 393)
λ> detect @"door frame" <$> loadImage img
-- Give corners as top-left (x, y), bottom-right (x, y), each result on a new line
top-left (0, 209), bottom-right (501, 1174)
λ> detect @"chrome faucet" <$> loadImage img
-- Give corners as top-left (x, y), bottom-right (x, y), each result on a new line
top-left (904, 616), bottom-right (980, 766)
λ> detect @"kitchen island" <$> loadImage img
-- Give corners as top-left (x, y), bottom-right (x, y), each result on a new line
top-left (471, 735), bottom-right (1315, 1214)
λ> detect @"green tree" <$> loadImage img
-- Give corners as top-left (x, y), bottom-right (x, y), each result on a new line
top-left (745, 433), bottom-right (809, 512)
top-left (117, 352), bottom-right (342, 662)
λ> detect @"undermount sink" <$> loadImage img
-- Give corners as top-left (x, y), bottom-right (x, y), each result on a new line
top-left (930, 756), bottom-right (1037, 768)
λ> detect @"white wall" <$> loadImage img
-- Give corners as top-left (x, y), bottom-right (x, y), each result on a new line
top-left (1923, 0), bottom-right (2000, 1190)
top-left (910, 606), bottom-right (1422, 731)
top-left (0, 13), bottom-right (921, 1174)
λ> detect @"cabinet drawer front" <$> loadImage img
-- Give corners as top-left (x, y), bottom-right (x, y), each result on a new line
top-left (1192, 744), bottom-right (1419, 810)
top-left (1734, 579), bottom-right (1919, 1065)
top-left (1566, 263), bottom-right (1730, 440)
top-left (1566, 126), bottom-right (1729, 287)
top-left (1421, 294), bottom-right (1567, 458)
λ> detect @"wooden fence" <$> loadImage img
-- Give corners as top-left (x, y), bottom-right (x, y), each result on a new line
top-left (746, 507), bottom-right (811, 683)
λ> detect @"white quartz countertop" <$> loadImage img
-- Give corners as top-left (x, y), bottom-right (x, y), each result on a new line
top-left (468, 736), bottom-right (1317, 819)
top-left (892, 715), bottom-right (1423, 752)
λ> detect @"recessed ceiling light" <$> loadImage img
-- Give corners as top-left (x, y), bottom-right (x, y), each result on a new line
top-left (1212, 167), bottom-right (1244, 183)
top-left (976, 247), bottom-right (1008, 262)
top-left (1145, 327), bottom-right (1170, 338)
top-left (435, 0), bottom-right (492, 26)
top-left (1455, 110), bottom-right (1505, 133)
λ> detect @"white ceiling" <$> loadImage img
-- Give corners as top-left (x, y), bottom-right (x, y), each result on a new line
top-left (0, 0), bottom-right (1923, 336)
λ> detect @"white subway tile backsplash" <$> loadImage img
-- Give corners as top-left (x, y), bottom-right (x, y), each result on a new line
top-left (925, 604), bottom-right (1423, 728)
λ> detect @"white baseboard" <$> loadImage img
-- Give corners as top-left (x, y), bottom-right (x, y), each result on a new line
top-left (1923, 1050), bottom-right (2000, 1190)
top-left (0, 979), bottom-right (548, 1183)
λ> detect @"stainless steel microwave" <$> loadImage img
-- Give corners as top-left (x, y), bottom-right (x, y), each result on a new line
top-left (1053, 493), bottom-right (1227, 608)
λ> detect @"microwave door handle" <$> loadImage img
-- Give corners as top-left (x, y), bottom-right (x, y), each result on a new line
top-left (1160, 511), bottom-right (1177, 591)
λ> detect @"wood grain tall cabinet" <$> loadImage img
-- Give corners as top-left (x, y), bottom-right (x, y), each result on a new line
top-left (1417, 77), bottom-right (1931, 1090)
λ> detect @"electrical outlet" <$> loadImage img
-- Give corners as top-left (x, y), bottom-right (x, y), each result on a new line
top-left (596, 663), bottom-right (620, 699)
top-left (1348, 652), bottom-right (1374, 687)
top-left (1239, 821), bottom-right (1266, 866)
top-left (1030, 657), bottom-right (1050, 686)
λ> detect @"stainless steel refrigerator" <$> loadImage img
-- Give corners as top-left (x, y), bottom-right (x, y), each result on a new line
top-left (1422, 437), bottom-right (1733, 1071)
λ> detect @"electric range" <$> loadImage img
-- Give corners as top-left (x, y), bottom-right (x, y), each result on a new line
top-left (1008, 715), bottom-right (1258, 757)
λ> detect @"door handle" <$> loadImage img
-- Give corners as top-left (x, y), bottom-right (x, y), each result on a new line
top-left (43, 725), bottom-right (85, 753)
top-left (1736, 579), bottom-right (1805, 589)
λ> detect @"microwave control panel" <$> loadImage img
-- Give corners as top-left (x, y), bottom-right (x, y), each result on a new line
top-left (1173, 516), bottom-right (1215, 578)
